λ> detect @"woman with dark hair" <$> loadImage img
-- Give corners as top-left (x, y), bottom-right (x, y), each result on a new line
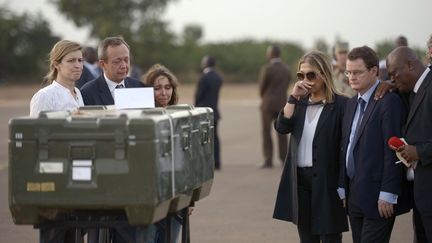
top-left (273, 50), bottom-right (349, 243)
top-left (143, 64), bottom-right (179, 107)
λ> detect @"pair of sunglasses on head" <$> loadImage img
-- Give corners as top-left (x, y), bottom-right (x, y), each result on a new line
top-left (296, 71), bottom-right (320, 81)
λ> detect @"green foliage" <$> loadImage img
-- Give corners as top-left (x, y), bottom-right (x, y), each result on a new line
top-left (375, 39), bottom-right (395, 59)
top-left (50, 0), bottom-right (175, 41)
top-left (0, 6), bottom-right (59, 79)
top-left (183, 24), bottom-right (203, 44)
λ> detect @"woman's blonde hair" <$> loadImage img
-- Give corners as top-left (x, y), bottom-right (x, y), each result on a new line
top-left (298, 50), bottom-right (341, 103)
top-left (143, 64), bottom-right (179, 106)
top-left (43, 40), bottom-right (82, 84)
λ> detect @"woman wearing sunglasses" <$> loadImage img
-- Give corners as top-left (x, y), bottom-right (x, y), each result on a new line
top-left (273, 51), bottom-right (349, 243)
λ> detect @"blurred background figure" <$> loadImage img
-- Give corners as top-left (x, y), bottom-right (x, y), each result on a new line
top-left (75, 46), bottom-right (100, 88)
top-left (143, 63), bottom-right (179, 107)
top-left (395, 35), bottom-right (408, 47)
top-left (333, 41), bottom-right (356, 97)
top-left (129, 54), bottom-right (143, 80)
top-left (258, 45), bottom-right (291, 169)
top-left (195, 55), bottom-right (223, 170)
top-left (427, 34), bottom-right (432, 65)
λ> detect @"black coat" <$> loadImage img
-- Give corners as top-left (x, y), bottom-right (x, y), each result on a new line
top-left (194, 69), bottom-right (222, 121)
top-left (80, 75), bottom-right (143, 105)
top-left (273, 94), bottom-right (349, 235)
top-left (404, 69), bottom-right (432, 216)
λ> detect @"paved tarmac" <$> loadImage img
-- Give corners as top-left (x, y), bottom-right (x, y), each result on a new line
top-left (0, 84), bottom-right (414, 242)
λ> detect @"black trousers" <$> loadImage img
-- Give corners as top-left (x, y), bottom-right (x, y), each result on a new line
top-left (297, 167), bottom-right (342, 243)
top-left (348, 203), bottom-right (395, 243)
top-left (413, 204), bottom-right (428, 243)
top-left (214, 120), bottom-right (221, 170)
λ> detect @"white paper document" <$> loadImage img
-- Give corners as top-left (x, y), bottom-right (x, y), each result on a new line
top-left (72, 167), bottom-right (92, 181)
top-left (115, 87), bottom-right (155, 109)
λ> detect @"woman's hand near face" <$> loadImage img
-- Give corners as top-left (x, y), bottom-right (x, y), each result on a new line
top-left (291, 80), bottom-right (312, 99)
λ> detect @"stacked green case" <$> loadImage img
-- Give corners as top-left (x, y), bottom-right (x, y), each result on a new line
top-left (8, 105), bottom-right (214, 226)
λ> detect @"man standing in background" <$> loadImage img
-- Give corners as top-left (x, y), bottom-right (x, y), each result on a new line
top-left (258, 45), bottom-right (291, 168)
top-left (195, 55), bottom-right (223, 170)
top-left (75, 46), bottom-right (100, 88)
top-left (333, 41), bottom-right (356, 97)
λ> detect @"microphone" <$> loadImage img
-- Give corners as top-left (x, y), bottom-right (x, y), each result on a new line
top-left (388, 136), bottom-right (405, 149)
top-left (387, 137), bottom-right (409, 167)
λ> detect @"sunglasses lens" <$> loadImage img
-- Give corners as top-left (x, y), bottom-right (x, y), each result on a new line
top-left (296, 72), bottom-right (305, 80)
top-left (306, 72), bottom-right (316, 80)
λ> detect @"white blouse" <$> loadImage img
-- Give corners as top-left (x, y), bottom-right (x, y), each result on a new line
top-left (30, 81), bottom-right (84, 117)
top-left (297, 103), bottom-right (324, 167)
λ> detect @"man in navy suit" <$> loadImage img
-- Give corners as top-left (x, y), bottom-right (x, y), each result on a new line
top-left (194, 55), bottom-right (223, 170)
top-left (80, 36), bottom-right (142, 106)
top-left (79, 36), bottom-right (145, 243)
top-left (339, 46), bottom-right (410, 243)
top-left (387, 46), bottom-right (432, 242)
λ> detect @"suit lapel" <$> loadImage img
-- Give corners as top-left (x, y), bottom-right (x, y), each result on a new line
top-left (406, 72), bottom-right (432, 129)
top-left (352, 87), bottom-right (379, 146)
top-left (313, 101), bottom-right (335, 139)
top-left (97, 76), bottom-right (114, 105)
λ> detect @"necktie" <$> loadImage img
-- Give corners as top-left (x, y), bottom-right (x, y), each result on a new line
top-left (347, 98), bottom-right (366, 179)
top-left (115, 84), bottom-right (124, 89)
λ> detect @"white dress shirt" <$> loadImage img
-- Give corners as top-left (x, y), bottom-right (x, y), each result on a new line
top-left (104, 73), bottom-right (125, 98)
top-left (30, 81), bottom-right (84, 117)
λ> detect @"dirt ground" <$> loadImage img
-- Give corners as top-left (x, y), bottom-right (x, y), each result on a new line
top-left (0, 83), bottom-right (413, 242)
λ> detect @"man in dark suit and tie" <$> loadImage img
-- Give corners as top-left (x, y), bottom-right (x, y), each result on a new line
top-left (79, 36), bottom-right (144, 243)
top-left (258, 45), bottom-right (291, 168)
top-left (80, 36), bottom-right (142, 106)
top-left (387, 46), bottom-right (432, 242)
top-left (339, 46), bottom-right (410, 243)
top-left (194, 55), bottom-right (223, 170)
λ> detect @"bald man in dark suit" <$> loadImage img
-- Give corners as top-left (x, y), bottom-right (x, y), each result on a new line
top-left (387, 46), bottom-right (432, 243)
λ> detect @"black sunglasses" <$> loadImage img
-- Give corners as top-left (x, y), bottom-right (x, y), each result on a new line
top-left (296, 71), bottom-right (319, 81)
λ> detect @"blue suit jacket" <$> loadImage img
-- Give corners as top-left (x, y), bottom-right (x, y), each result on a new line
top-left (340, 88), bottom-right (411, 219)
top-left (80, 75), bottom-right (143, 105)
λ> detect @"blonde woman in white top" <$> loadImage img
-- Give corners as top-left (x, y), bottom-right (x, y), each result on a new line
top-left (30, 40), bottom-right (84, 116)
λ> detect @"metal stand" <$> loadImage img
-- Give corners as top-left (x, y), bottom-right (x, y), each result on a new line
top-left (35, 209), bottom-right (191, 243)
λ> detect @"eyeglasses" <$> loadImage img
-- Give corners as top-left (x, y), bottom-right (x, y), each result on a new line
top-left (296, 71), bottom-right (319, 81)
top-left (344, 69), bottom-right (368, 77)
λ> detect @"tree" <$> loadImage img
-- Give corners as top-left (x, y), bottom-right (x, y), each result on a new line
top-left (50, 0), bottom-right (176, 41)
top-left (182, 24), bottom-right (203, 45)
top-left (375, 39), bottom-right (395, 59)
top-left (0, 6), bottom-right (59, 78)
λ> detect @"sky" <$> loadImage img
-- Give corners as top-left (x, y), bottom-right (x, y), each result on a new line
top-left (1, 0), bottom-right (431, 51)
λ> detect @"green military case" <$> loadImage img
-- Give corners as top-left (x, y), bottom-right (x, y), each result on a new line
top-left (8, 105), bottom-right (214, 226)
